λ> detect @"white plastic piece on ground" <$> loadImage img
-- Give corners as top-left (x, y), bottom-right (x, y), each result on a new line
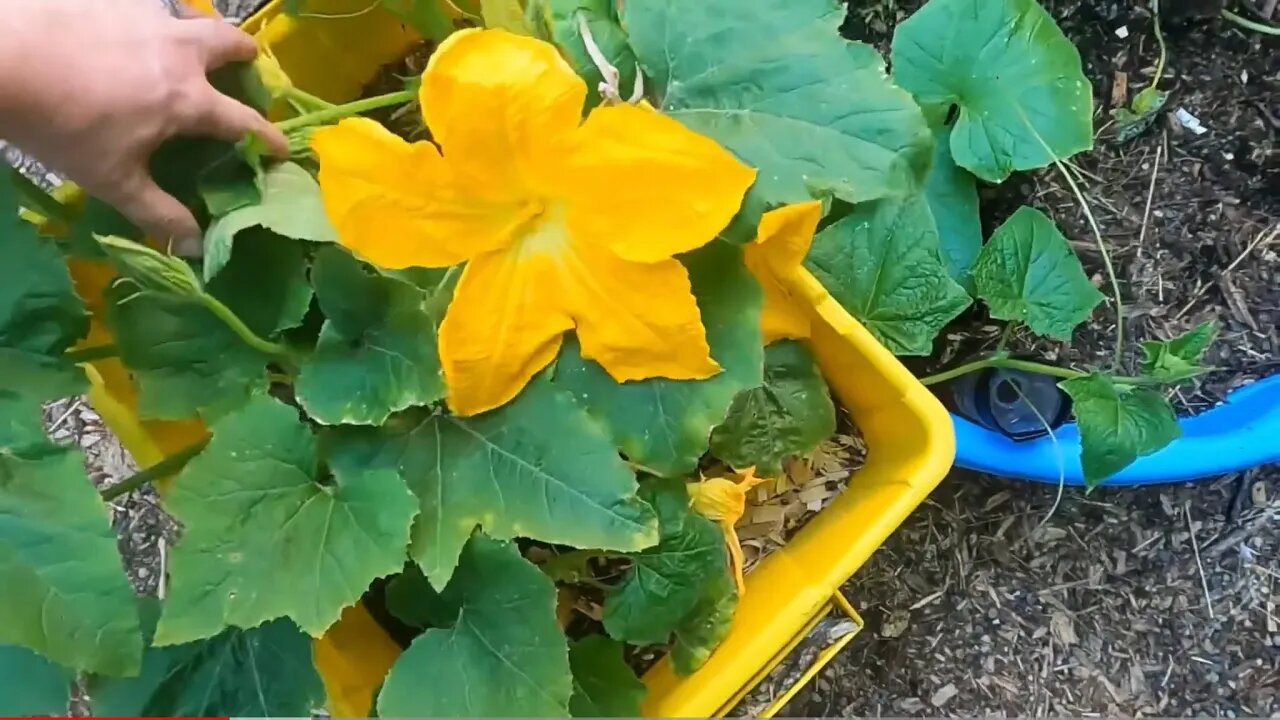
top-left (1175, 108), bottom-right (1209, 135)
top-left (1115, 25), bottom-right (1130, 38)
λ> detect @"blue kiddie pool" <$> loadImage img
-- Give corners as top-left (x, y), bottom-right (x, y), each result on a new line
top-left (951, 373), bottom-right (1280, 486)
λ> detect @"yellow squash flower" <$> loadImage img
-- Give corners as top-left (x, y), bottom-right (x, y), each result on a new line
top-left (311, 29), bottom-right (755, 416)
top-left (687, 468), bottom-right (771, 595)
top-left (744, 201), bottom-right (824, 344)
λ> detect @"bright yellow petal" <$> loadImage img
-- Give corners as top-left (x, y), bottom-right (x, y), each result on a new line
top-left (439, 248), bottom-right (574, 416)
top-left (746, 201), bottom-right (824, 343)
top-left (422, 29), bottom-right (586, 194)
top-left (687, 477), bottom-right (748, 524)
top-left (312, 118), bottom-right (522, 269)
top-left (563, 230), bottom-right (718, 382)
top-left (561, 103), bottom-right (756, 263)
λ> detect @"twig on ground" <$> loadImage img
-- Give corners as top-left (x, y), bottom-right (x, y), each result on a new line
top-left (47, 398), bottom-right (83, 435)
top-left (1186, 501), bottom-right (1216, 620)
top-left (1137, 144), bottom-right (1164, 302)
top-left (1175, 224), bottom-right (1279, 319)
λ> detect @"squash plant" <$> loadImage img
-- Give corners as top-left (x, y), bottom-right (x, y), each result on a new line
top-left (0, 0), bottom-right (1215, 715)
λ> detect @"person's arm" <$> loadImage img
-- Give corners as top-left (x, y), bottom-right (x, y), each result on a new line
top-left (0, 0), bottom-right (287, 252)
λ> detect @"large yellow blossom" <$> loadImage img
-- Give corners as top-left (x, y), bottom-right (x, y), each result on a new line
top-left (744, 201), bottom-right (824, 344)
top-left (311, 29), bottom-right (755, 416)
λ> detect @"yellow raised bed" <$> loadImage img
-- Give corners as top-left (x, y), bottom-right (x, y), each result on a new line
top-left (72, 0), bottom-right (955, 715)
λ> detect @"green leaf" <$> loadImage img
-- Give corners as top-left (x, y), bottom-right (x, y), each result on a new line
top-left (0, 644), bottom-right (73, 715)
top-left (296, 247), bottom-right (445, 425)
top-left (556, 240), bottom-right (764, 476)
top-left (603, 478), bottom-right (730, 646)
top-left (156, 394), bottom-right (418, 645)
top-left (325, 377), bottom-right (657, 590)
top-left (891, 0), bottom-right (1093, 183)
top-left (0, 445), bottom-right (142, 675)
top-left (89, 600), bottom-right (325, 716)
top-left (1060, 374), bottom-right (1181, 489)
top-left (385, 563), bottom-right (461, 629)
top-left (204, 162), bottom-right (338, 281)
top-left (0, 182), bottom-right (89, 356)
top-left (568, 636), bottom-right (646, 717)
top-left (1140, 321), bottom-right (1218, 384)
top-left (806, 196), bottom-right (971, 355)
top-left (921, 108), bottom-right (983, 291)
top-left (381, 0), bottom-right (456, 42)
top-left (377, 535), bottom-right (573, 717)
top-left (0, 349), bottom-right (87, 450)
top-left (1113, 87), bottom-right (1168, 144)
top-left (972, 206), bottom-right (1104, 340)
top-left (528, 0), bottom-right (638, 108)
top-left (623, 0), bottom-right (931, 221)
top-left (206, 229), bottom-right (314, 336)
top-left (670, 569), bottom-right (737, 675)
top-left (709, 340), bottom-right (835, 477)
top-left (105, 283), bottom-right (268, 421)
top-left (481, 0), bottom-right (530, 33)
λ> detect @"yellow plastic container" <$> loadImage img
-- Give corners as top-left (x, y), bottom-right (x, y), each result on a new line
top-left (70, 1), bottom-right (954, 715)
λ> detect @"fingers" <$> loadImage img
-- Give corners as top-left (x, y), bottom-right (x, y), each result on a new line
top-left (179, 17), bottom-right (258, 68)
top-left (187, 91), bottom-right (290, 158)
top-left (105, 172), bottom-right (202, 253)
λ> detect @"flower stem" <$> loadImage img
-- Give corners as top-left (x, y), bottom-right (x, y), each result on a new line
top-left (100, 439), bottom-right (210, 502)
top-left (274, 90), bottom-right (416, 133)
top-left (917, 355), bottom-right (1169, 388)
top-left (283, 86), bottom-right (337, 112)
top-left (1150, 0), bottom-right (1167, 88)
top-left (1221, 8), bottom-right (1280, 34)
top-left (64, 344), bottom-right (118, 364)
top-left (199, 294), bottom-right (292, 360)
top-left (10, 168), bottom-right (74, 225)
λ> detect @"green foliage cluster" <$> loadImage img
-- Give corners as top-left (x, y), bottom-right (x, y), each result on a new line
top-left (0, 0), bottom-right (1218, 715)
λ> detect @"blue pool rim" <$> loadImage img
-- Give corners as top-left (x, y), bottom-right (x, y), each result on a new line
top-left (952, 374), bottom-right (1280, 486)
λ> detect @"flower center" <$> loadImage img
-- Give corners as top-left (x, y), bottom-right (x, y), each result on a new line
top-left (512, 202), bottom-right (570, 260)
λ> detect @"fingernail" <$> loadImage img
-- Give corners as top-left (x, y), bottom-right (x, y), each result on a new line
top-left (173, 235), bottom-right (203, 257)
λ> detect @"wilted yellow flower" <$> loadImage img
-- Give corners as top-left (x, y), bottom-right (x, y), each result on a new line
top-left (253, 42), bottom-right (293, 100)
top-left (688, 468), bottom-right (771, 595)
top-left (311, 29), bottom-right (755, 416)
top-left (744, 201), bottom-right (824, 344)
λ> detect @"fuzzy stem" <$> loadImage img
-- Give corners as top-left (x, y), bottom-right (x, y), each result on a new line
top-left (10, 169), bottom-right (74, 224)
top-left (1221, 8), bottom-right (1280, 34)
top-left (283, 86), bottom-right (337, 112)
top-left (101, 439), bottom-right (210, 502)
top-left (1151, 0), bottom-right (1168, 88)
top-left (199, 294), bottom-right (292, 360)
top-left (917, 355), bottom-right (1176, 388)
top-left (275, 90), bottom-right (416, 133)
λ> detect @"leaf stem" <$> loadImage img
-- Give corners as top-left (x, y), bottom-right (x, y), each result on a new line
top-left (1150, 0), bottom-right (1167, 88)
top-left (9, 169), bottom-right (74, 225)
top-left (274, 90), bottom-right (416, 133)
top-left (1221, 8), bottom-right (1280, 34)
top-left (101, 439), bottom-right (210, 502)
top-left (199, 294), bottom-right (293, 360)
top-left (917, 355), bottom-right (1169, 388)
top-left (64, 344), bottom-right (118, 364)
top-left (283, 86), bottom-right (337, 112)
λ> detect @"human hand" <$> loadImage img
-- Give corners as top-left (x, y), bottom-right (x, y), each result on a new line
top-left (0, 0), bottom-right (288, 248)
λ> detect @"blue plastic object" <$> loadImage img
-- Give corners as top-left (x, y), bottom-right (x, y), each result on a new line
top-left (952, 374), bottom-right (1280, 486)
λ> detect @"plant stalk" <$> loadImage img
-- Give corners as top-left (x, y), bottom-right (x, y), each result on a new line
top-left (64, 344), bottom-right (118, 364)
top-left (200, 294), bottom-right (293, 360)
top-left (918, 355), bottom-right (1173, 388)
top-left (275, 90), bottom-right (416, 133)
top-left (100, 439), bottom-right (210, 502)
top-left (283, 86), bottom-right (337, 112)
top-left (1151, 0), bottom-right (1167, 88)
top-left (10, 169), bottom-right (75, 225)
top-left (1221, 8), bottom-right (1280, 34)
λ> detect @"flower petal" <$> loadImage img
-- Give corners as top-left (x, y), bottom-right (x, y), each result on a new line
top-left (563, 233), bottom-right (719, 383)
top-left (439, 249), bottom-right (574, 416)
top-left (746, 201), bottom-right (824, 343)
top-left (422, 29), bottom-right (586, 194)
top-left (311, 118), bottom-right (517, 269)
top-left (561, 103), bottom-right (756, 263)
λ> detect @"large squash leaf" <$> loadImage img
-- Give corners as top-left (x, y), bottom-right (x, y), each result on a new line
top-left (555, 240), bottom-right (763, 477)
top-left (325, 377), bottom-right (658, 590)
top-left (806, 196), bottom-right (971, 355)
top-left (0, 446), bottom-right (141, 675)
top-left (296, 247), bottom-right (446, 426)
top-left (669, 569), bottom-right (737, 675)
top-left (921, 107), bottom-right (983, 291)
top-left (622, 0), bottom-right (931, 222)
top-left (971, 206), bottom-right (1103, 340)
top-left (89, 600), bottom-right (325, 716)
top-left (0, 643), bottom-right (73, 715)
top-left (891, 0), bottom-right (1093, 183)
top-left (156, 394), bottom-right (417, 645)
top-left (709, 340), bottom-right (835, 477)
top-left (377, 536), bottom-right (573, 717)
top-left (1060, 374), bottom-right (1180, 489)
top-left (0, 349), bottom-right (87, 450)
top-left (568, 636), bottom-right (646, 717)
top-left (603, 479), bottom-right (733, 653)
top-left (527, 0), bottom-right (638, 108)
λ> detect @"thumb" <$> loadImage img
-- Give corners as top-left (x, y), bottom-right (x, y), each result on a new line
top-left (105, 172), bottom-right (203, 255)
